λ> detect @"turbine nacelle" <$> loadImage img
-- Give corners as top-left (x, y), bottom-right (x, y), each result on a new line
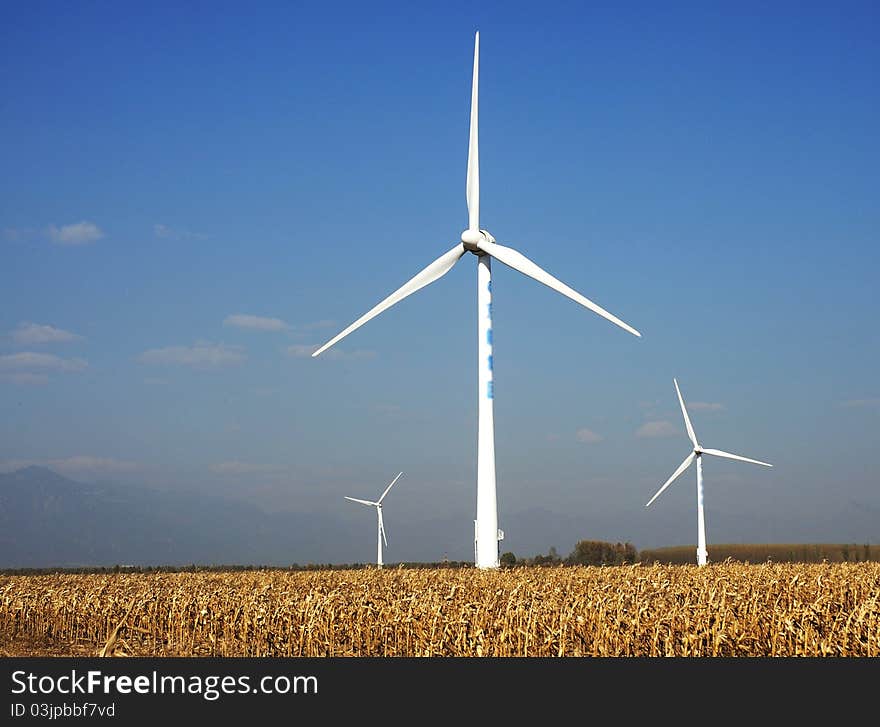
top-left (461, 228), bottom-right (496, 253)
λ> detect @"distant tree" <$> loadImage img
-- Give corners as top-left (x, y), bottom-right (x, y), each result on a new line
top-left (531, 547), bottom-right (563, 567)
top-left (567, 540), bottom-right (639, 566)
top-left (500, 552), bottom-right (517, 568)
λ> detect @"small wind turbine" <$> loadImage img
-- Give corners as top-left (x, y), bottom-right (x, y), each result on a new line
top-left (345, 472), bottom-right (403, 568)
top-left (645, 379), bottom-right (773, 566)
top-left (313, 31), bottom-right (641, 569)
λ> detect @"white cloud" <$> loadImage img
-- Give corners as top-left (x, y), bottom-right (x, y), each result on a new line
top-left (11, 322), bottom-right (82, 345)
top-left (689, 401), bottom-right (724, 412)
top-left (48, 221), bottom-right (104, 245)
top-left (0, 352), bottom-right (87, 372)
top-left (211, 461), bottom-right (282, 475)
top-left (841, 398), bottom-right (880, 408)
top-left (635, 420), bottom-right (679, 439)
top-left (224, 314), bottom-right (289, 332)
top-left (138, 342), bottom-right (245, 368)
top-left (575, 428), bottom-right (603, 444)
top-left (154, 223), bottom-right (207, 240)
top-left (287, 344), bottom-right (376, 361)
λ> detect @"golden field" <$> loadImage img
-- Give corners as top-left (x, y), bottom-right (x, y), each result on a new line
top-left (1, 563), bottom-right (878, 657)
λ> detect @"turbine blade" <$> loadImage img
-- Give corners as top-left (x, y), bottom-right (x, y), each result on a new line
top-left (674, 378), bottom-right (698, 448)
top-left (377, 472), bottom-right (404, 504)
top-left (645, 452), bottom-right (696, 507)
top-left (476, 239), bottom-right (641, 337)
top-left (344, 497), bottom-right (376, 507)
top-left (312, 244), bottom-right (466, 357)
top-left (466, 31), bottom-right (479, 232)
top-left (701, 448), bottom-right (773, 467)
top-left (378, 509), bottom-right (388, 547)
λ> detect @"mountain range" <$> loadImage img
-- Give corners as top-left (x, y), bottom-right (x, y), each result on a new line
top-left (0, 466), bottom-right (337, 568)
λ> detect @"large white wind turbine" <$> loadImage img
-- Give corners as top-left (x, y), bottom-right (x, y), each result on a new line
top-left (314, 32), bottom-right (641, 569)
top-left (645, 379), bottom-right (773, 566)
top-left (345, 472), bottom-right (403, 568)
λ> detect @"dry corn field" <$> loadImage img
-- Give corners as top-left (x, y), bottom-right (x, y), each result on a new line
top-left (1, 563), bottom-right (878, 656)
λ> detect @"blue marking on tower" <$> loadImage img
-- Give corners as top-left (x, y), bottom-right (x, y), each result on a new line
top-left (487, 382), bottom-right (494, 399)
top-left (488, 355), bottom-right (493, 371)
top-left (487, 329), bottom-right (492, 345)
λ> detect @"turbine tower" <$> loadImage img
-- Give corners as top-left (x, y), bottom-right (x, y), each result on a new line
top-left (645, 379), bottom-right (773, 566)
top-left (314, 32), bottom-right (641, 569)
top-left (345, 472), bottom-right (403, 568)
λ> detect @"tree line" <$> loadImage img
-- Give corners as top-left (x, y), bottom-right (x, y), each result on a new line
top-left (501, 540), bottom-right (638, 568)
top-left (1, 541), bottom-right (877, 575)
top-left (502, 540), bottom-right (879, 567)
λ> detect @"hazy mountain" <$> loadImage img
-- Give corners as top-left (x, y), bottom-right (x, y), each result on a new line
top-left (0, 466), bottom-right (338, 568)
top-left (0, 467), bottom-right (634, 568)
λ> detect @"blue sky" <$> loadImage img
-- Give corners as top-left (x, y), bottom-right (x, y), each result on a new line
top-left (1, 1), bottom-right (878, 561)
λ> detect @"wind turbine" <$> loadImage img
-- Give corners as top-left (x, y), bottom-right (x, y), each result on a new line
top-left (345, 472), bottom-right (403, 568)
top-left (314, 32), bottom-right (641, 569)
top-left (645, 379), bottom-right (773, 566)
